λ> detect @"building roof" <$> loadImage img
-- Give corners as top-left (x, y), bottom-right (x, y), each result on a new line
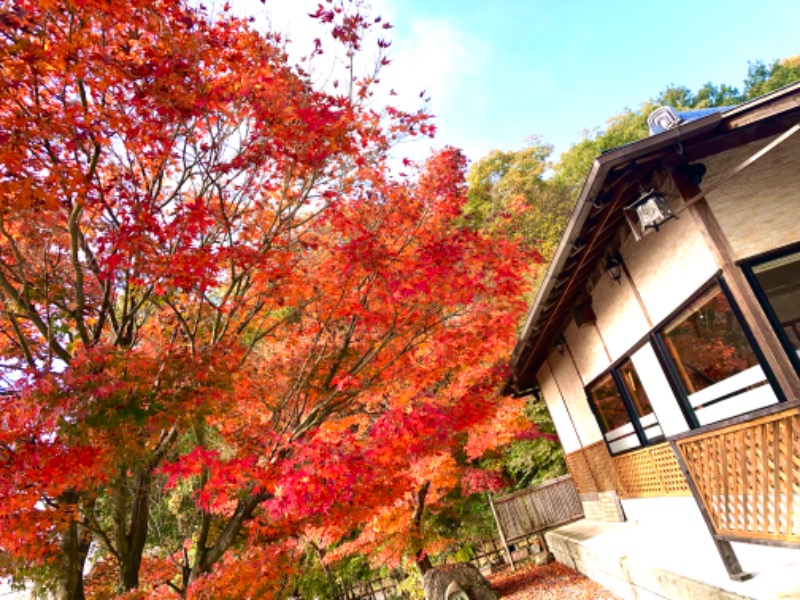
top-left (507, 82), bottom-right (800, 395)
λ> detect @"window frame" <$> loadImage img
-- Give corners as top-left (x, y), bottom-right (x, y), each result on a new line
top-left (741, 243), bottom-right (800, 378)
top-left (584, 272), bottom-right (788, 455)
top-left (650, 275), bottom-right (785, 428)
top-left (585, 353), bottom-right (665, 457)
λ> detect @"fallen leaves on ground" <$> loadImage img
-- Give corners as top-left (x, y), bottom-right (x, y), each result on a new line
top-left (487, 561), bottom-right (619, 599)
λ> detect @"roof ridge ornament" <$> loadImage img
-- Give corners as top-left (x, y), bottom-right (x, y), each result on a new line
top-left (648, 106), bottom-right (683, 134)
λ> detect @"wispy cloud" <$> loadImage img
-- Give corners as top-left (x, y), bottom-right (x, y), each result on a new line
top-left (228, 1), bottom-right (486, 161)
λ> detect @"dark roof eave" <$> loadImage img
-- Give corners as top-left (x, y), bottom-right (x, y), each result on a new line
top-left (508, 81), bottom-right (800, 394)
top-left (508, 111), bottom-right (725, 375)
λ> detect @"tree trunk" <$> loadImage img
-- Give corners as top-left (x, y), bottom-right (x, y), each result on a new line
top-left (55, 511), bottom-right (91, 600)
top-left (117, 466), bottom-right (153, 593)
top-left (115, 427), bottom-right (178, 594)
top-left (310, 541), bottom-right (339, 599)
top-left (187, 489), bottom-right (267, 588)
top-left (410, 481), bottom-right (432, 576)
top-left (416, 552), bottom-right (433, 576)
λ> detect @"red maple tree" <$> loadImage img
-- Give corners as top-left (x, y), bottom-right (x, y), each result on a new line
top-left (0, 2), bottom-right (537, 598)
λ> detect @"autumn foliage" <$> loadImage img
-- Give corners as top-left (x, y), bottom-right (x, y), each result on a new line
top-left (0, 1), bottom-right (537, 598)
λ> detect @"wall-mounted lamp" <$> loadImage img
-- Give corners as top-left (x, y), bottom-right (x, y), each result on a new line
top-left (605, 254), bottom-right (623, 284)
top-left (554, 335), bottom-right (566, 355)
top-left (678, 162), bottom-right (707, 186)
top-left (624, 187), bottom-right (676, 240)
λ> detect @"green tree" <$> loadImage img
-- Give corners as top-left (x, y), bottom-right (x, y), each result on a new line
top-left (743, 55), bottom-right (800, 99)
top-left (465, 137), bottom-right (575, 263)
top-left (554, 108), bottom-right (651, 193)
top-left (553, 54), bottom-right (800, 195)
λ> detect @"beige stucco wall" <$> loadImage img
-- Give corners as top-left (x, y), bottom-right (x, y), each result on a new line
top-left (702, 131), bottom-right (800, 260)
top-left (591, 270), bottom-right (650, 361)
top-left (563, 320), bottom-right (610, 384)
top-left (537, 363), bottom-right (582, 454)
top-left (535, 215), bottom-right (713, 452)
top-left (548, 352), bottom-right (604, 447)
top-left (620, 211), bottom-right (719, 325)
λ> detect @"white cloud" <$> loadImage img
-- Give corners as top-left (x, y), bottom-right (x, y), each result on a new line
top-left (224, 1), bottom-right (484, 162)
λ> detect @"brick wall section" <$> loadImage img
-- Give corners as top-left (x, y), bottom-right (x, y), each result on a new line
top-left (580, 492), bottom-right (626, 523)
top-left (564, 441), bottom-right (620, 494)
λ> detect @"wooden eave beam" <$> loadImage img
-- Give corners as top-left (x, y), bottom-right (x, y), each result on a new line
top-left (514, 176), bottom-right (638, 386)
top-left (687, 108), bottom-right (800, 163)
top-left (724, 91), bottom-right (800, 129)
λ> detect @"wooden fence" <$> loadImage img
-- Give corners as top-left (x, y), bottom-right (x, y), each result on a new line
top-left (339, 576), bottom-right (402, 600)
top-left (332, 476), bottom-right (584, 597)
top-left (489, 475), bottom-right (583, 568)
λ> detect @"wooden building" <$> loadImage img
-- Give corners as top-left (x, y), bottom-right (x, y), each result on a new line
top-left (507, 83), bottom-right (800, 580)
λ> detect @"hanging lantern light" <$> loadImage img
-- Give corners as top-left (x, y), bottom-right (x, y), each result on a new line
top-left (624, 188), bottom-right (676, 239)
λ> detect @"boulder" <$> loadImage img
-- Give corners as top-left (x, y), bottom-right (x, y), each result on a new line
top-left (422, 563), bottom-right (498, 600)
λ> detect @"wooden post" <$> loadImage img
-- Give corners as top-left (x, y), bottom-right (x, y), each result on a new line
top-left (487, 493), bottom-right (515, 571)
top-left (669, 441), bottom-right (752, 581)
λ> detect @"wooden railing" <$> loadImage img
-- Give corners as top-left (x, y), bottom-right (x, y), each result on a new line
top-left (339, 576), bottom-right (401, 600)
top-left (675, 405), bottom-right (800, 545)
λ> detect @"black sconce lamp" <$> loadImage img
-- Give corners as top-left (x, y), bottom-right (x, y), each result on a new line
top-left (554, 335), bottom-right (566, 355)
top-left (605, 254), bottom-right (623, 284)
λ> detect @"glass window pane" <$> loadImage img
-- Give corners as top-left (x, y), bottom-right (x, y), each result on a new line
top-left (663, 286), bottom-right (758, 394)
top-left (588, 373), bottom-right (628, 432)
top-left (619, 359), bottom-right (652, 418)
top-left (619, 359), bottom-right (663, 441)
top-left (661, 284), bottom-right (777, 425)
top-left (752, 250), bottom-right (800, 363)
top-left (588, 373), bottom-right (640, 454)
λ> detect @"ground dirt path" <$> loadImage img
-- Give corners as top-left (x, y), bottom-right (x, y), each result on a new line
top-left (487, 561), bottom-right (619, 599)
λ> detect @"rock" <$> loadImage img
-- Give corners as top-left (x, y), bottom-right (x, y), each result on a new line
top-left (533, 551), bottom-right (554, 566)
top-left (422, 563), bottom-right (498, 600)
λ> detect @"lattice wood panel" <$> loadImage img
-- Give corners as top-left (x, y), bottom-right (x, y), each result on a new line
top-left (676, 408), bottom-right (800, 543)
top-left (564, 441), bottom-right (618, 494)
top-left (614, 443), bottom-right (690, 498)
top-left (651, 443), bottom-right (691, 495)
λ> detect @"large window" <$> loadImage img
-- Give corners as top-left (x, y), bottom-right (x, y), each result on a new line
top-left (587, 358), bottom-right (663, 455)
top-left (659, 284), bottom-right (778, 426)
top-left (748, 249), bottom-right (800, 374)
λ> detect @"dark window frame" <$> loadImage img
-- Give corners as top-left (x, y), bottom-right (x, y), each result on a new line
top-left (650, 274), bottom-right (785, 426)
top-left (740, 243), bottom-right (800, 378)
top-left (585, 355), bottom-right (665, 457)
top-left (584, 272), bottom-right (787, 455)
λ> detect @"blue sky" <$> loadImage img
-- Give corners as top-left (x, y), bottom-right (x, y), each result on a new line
top-left (241, 0), bottom-right (800, 164)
